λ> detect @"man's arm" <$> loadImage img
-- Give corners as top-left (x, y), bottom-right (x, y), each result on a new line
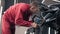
top-left (15, 9), bottom-right (32, 27)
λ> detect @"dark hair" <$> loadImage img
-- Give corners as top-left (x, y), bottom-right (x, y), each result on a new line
top-left (30, 1), bottom-right (40, 7)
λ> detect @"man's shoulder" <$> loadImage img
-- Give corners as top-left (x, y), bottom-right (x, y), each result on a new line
top-left (17, 3), bottom-right (29, 5)
top-left (11, 3), bottom-right (30, 9)
top-left (18, 3), bottom-right (30, 8)
top-left (17, 3), bottom-right (30, 11)
top-left (13, 3), bottom-right (30, 7)
top-left (10, 3), bottom-right (29, 8)
top-left (8, 3), bottom-right (30, 12)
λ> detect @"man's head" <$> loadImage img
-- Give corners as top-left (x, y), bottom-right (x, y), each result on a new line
top-left (30, 1), bottom-right (40, 13)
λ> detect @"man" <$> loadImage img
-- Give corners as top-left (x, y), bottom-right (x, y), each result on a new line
top-left (2, 1), bottom-right (40, 34)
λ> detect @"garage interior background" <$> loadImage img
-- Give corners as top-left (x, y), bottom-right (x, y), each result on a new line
top-left (1, 0), bottom-right (60, 34)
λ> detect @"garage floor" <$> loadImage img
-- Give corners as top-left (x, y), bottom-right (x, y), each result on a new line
top-left (15, 26), bottom-right (29, 34)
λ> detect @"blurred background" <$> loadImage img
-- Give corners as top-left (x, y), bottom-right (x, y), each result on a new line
top-left (0, 0), bottom-right (60, 34)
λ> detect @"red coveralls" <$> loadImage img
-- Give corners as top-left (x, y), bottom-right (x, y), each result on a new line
top-left (2, 3), bottom-right (32, 34)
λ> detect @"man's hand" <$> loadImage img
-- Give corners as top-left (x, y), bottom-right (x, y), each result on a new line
top-left (31, 22), bottom-right (37, 28)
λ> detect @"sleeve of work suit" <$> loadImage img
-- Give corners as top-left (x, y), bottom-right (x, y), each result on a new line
top-left (15, 3), bottom-right (32, 27)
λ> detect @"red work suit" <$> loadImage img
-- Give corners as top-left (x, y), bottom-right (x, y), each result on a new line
top-left (2, 3), bottom-right (32, 34)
